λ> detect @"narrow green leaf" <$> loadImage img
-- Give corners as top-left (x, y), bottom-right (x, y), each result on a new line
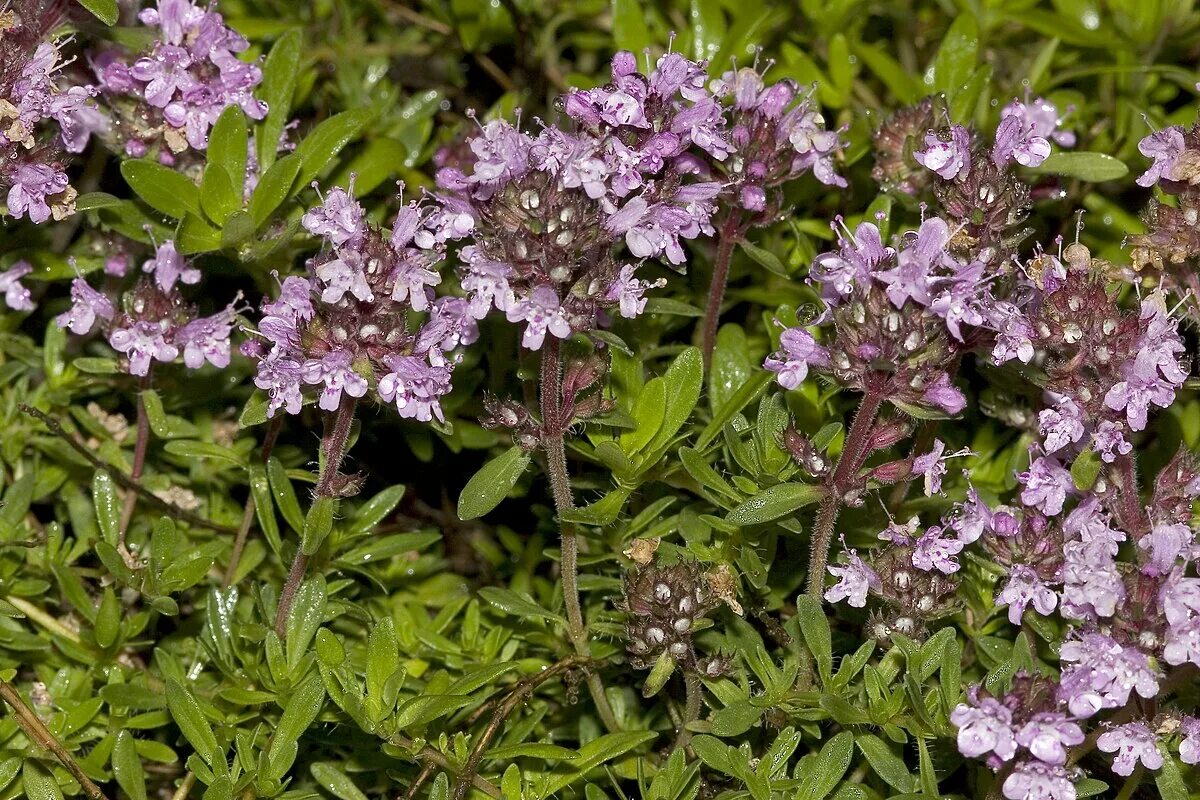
top-left (249, 153), bottom-right (301, 227)
top-left (208, 106), bottom-right (249, 188)
top-left (478, 587), bottom-right (565, 624)
top-left (77, 0), bottom-right (118, 25)
top-left (855, 734), bottom-right (914, 793)
top-left (258, 30), bottom-right (303, 169)
top-left (795, 595), bottom-right (833, 682)
top-left (1033, 152), bottom-right (1129, 182)
top-left (166, 679), bottom-right (219, 766)
top-left (457, 445), bottom-right (530, 520)
top-left (310, 763), bottom-right (368, 800)
top-left (113, 731), bottom-right (148, 800)
top-left (726, 482), bottom-right (825, 525)
top-left (294, 109), bottom-right (374, 188)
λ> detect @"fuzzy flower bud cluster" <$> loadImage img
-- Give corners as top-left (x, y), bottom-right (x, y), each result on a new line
top-left (1, 1), bottom-right (99, 223)
top-left (88, 0), bottom-right (266, 157)
top-left (243, 181), bottom-right (471, 423)
top-left (620, 559), bottom-right (720, 673)
top-left (52, 239), bottom-right (241, 377)
top-left (431, 49), bottom-right (728, 351)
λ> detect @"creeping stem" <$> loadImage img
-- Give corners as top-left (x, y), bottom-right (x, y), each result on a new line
top-left (806, 387), bottom-right (885, 600)
top-left (274, 396), bottom-right (357, 637)
top-left (538, 338), bottom-right (621, 733)
top-left (0, 679), bottom-right (110, 800)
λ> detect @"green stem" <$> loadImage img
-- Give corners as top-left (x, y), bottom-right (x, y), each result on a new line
top-left (539, 339), bottom-right (621, 733)
top-left (807, 387), bottom-right (885, 600)
top-left (274, 396), bottom-right (356, 637)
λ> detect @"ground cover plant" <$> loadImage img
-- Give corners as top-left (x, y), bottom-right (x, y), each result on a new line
top-left (3, 0), bottom-right (1200, 798)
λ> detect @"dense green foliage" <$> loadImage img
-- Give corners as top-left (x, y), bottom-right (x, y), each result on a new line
top-left (3, 2), bottom-right (1200, 800)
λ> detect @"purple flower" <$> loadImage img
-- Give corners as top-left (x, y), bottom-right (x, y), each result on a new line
top-left (1038, 396), bottom-right (1085, 454)
top-left (604, 264), bottom-right (665, 319)
top-left (930, 260), bottom-right (987, 341)
top-left (459, 248), bottom-right (514, 318)
top-left (996, 565), bottom-right (1058, 624)
top-left (1001, 761), bottom-right (1075, 800)
top-left (922, 372), bottom-right (967, 415)
top-left (948, 487), bottom-right (1018, 543)
top-left (1164, 616), bottom-right (1200, 666)
top-left (1161, 577), bottom-right (1200, 629)
top-left (764, 325), bottom-right (827, 390)
top-left (302, 348), bottom-right (369, 412)
top-left (810, 221), bottom-right (893, 303)
top-left (131, 45), bottom-right (195, 107)
top-left (0, 262), bottom-right (35, 311)
top-left (56, 278), bottom-right (115, 334)
top-left (377, 354), bottom-right (453, 423)
top-left (912, 438), bottom-right (949, 495)
top-left (912, 525), bottom-right (964, 574)
top-left (993, 115), bottom-right (1052, 168)
top-left (989, 301), bottom-right (1035, 365)
top-left (427, 297), bottom-right (480, 350)
top-left (1091, 421), bottom-right (1132, 463)
top-left (315, 255), bottom-right (374, 304)
top-left (109, 320), bottom-right (180, 376)
top-left (1015, 713), bottom-right (1084, 765)
top-left (1136, 126), bottom-right (1186, 187)
top-left (390, 257), bottom-right (441, 312)
top-left (254, 353), bottom-right (304, 417)
top-left (914, 125), bottom-right (972, 180)
top-left (824, 548), bottom-right (880, 608)
top-left (1019, 454), bottom-right (1073, 516)
top-left (467, 119), bottom-right (532, 194)
top-left (143, 240), bottom-right (200, 292)
top-left (1060, 540), bottom-right (1125, 620)
top-left (950, 690), bottom-right (1017, 762)
top-left (1138, 522), bottom-right (1193, 576)
top-left (874, 217), bottom-right (954, 309)
top-left (176, 304), bottom-right (238, 369)
top-left (505, 286), bottom-right (572, 350)
top-left (1058, 633), bottom-right (1159, 718)
top-left (302, 184), bottom-right (366, 248)
top-left (1180, 717), bottom-right (1200, 765)
top-left (7, 163), bottom-right (70, 224)
top-left (1002, 97), bottom-right (1075, 147)
top-left (263, 275), bottom-right (316, 324)
top-left (1097, 722), bottom-right (1163, 777)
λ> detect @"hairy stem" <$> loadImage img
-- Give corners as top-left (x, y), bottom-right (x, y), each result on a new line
top-left (673, 670), bottom-right (703, 753)
top-left (223, 417), bottom-right (283, 588)
top-left (274, 397), bottom-right (357, 637)
top-left (539, 339), bottom-right (621, 733)
top-left (700, 218), bottom-right (742, 369)
top-left (117, 377), bottom-right (153, 562)
top-left (1112, 453), bottom-right (1150, 540)
top-left (806, 388), bottom-right (885, 600)
top-left (0, 679), bottom-right (110, 800)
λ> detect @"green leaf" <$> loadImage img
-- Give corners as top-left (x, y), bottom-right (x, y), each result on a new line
top-left (477, 587), bottom-right (565, 624)
top-left (1034, 152), bottom-right (1129, 182)
top-left (741, 240), bottom-right (789, 277)
top-left (1070, 448), bottom-right (1102, 491)
top-left (21, 761), bottom-right (63, 800)
top-left (855, 734), bottom-right (914, 793)
top-left (92, 470), bottom-right (120, 545)
top-left (394, 694), bottom-right (471, 729)
top-left (1154, 756), bottom-right (1189, 800)
top-left (726, 482), bottom-right (825, 525)
top-left (201, 164), bottom-right (239, 225)
top-left (794, 595), bottom-right (833, 683)
top-left (267, 674), bottom-right (325, 776)
top-left (542, 732), bottom-right (657, 796)
top-left (310, 763), bottom-right (368, 800)
top-left (286, 577), bottom-right (327, 672)
top-left (249, 153), bottom-right (301, 226)
top-left (294, 109), bottom-right (374, 188)
top-left (120, 159), bottom-right (200, 219)
top-left (208, 106), bottom-right (249, 188)
top-left (177, 213), bottom-right (223, 254)
top-left (801, 732), bottom-right (854, 800)
top-left (301, 497), bottom-right (336, 555)
top-left (166, 679), bottom-right (219, 766)
top-left (612, 0), bottom-right (653, 54)
top-left (94, 587), bottom-right (121, 648)
top-left (113, 731), bottom-right (148, 800)
top-left (457, 445), bottom-right (530, 520)
top-left (348, 484), bottom-right (407, 535)
top-left (933, 13), bottom-right (979, 97)
top-left (268, 456), bottom-right (305, 533)
top-left (258, 30), bottom-right (303, 169)
top-left (77, 0), bottom-right (118, 25)
top-left (642, 651), bottom-right (675, 698)
top-left (164, 440), bottom-right (244, 466)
